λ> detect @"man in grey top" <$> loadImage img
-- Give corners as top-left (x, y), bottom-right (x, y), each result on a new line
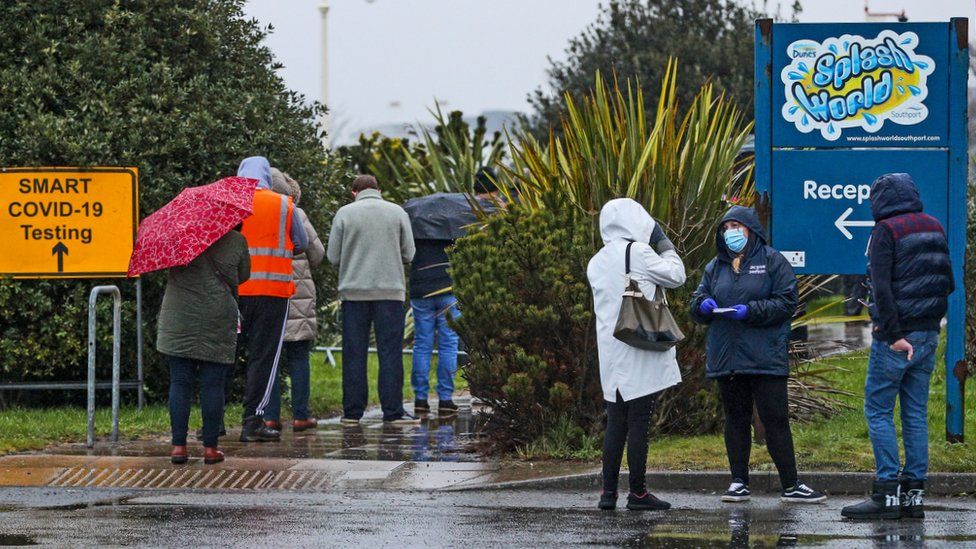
top-left (327, 175), bottom-right (417, 424)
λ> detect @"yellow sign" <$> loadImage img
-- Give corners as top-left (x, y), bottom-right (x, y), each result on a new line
top-left (0, 168), bottom-right (138, 278)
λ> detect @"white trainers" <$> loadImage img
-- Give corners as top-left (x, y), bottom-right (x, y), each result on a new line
top-left (722, 480), bottom-right (751, 502)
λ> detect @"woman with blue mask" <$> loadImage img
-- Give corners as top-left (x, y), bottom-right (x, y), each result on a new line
top-left (689, 206), bottom-right (827, 505)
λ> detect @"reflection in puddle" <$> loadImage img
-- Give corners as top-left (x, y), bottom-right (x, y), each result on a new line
top-left (45, 399), bottom-right (486, 462)
top-left (0, 534), bottom-right (37, 546)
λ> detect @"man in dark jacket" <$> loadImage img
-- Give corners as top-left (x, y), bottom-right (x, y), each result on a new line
top-left (842, 173), bottom-right (954, 521)
top-left (690, 206), bottom-right (825, 504)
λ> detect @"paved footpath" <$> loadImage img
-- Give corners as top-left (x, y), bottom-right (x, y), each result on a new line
top-left (1, 487), bottom-right (974, 547)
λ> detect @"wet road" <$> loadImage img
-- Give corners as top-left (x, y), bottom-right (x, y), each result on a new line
top-left (1, 487), bottom-right (974, 547)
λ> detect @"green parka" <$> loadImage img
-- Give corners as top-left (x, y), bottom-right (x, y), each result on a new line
top-left (156, 230), bottom-right (250, 364)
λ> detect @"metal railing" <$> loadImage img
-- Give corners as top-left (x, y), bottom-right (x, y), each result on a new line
top-left (87, 285), bottom-right (121, 448)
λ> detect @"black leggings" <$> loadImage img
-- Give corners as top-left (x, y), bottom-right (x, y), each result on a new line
top-left (602, 391), bottom-right (657, 494)
top-left (717, 375), bottom-right (798, 489)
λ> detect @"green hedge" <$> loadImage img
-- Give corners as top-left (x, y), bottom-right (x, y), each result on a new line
top-left (0, 0), bottom-right (347, 402)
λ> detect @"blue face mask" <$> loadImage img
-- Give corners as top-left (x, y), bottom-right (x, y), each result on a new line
top-left (724, 228), bottom-right (747, 253)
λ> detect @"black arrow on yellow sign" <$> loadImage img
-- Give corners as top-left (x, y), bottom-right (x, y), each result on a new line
top-left (52, 241), bottom-right (69, 273)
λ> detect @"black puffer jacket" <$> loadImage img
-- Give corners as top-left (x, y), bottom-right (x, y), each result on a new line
top-left (689, 206), bottom-right (798, 378)
top-left (867, 173), bottom-right (953, 343)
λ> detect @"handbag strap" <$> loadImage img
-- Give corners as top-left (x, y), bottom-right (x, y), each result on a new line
top-left (626, 240), bottom-right (669, 305)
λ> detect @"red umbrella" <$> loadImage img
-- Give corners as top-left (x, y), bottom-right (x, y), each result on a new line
top-left (127, 176), bottom-right (256, 276)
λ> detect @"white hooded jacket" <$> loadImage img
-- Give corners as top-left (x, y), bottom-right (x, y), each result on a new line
top-left (586, 199), bottom-right (687, 402)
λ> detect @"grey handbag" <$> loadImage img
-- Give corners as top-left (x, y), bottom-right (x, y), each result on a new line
top-left (613, 241), bottom-right (685, 351)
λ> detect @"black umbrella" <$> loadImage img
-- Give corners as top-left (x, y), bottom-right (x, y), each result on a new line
top-left (403, 192), bottom-right (497, 240)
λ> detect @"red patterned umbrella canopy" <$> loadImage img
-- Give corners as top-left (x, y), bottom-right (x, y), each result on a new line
top-left (127, 176), bottom-right (256, 276)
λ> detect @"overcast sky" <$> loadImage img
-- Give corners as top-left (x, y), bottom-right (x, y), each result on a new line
top-left (243, 0), bottom-right (975, 142)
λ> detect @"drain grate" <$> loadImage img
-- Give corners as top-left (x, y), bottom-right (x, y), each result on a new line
top-left (48, 467), bottom-right (335, 491)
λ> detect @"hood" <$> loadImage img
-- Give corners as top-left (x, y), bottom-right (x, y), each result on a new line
top-left (870, 173), bottom-right (923, 221)
top-left (237, 156), bottom-right (272, 189)
top-left (270, 167), bottom-right (301, 203)
top-left (599, 198), bottom-right (656, 245)
top-left (715, 205), bottom-right (767, 257)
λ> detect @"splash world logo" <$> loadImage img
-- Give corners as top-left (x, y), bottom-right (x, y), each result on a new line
top-left (781, 31), bottom-right (935, 141)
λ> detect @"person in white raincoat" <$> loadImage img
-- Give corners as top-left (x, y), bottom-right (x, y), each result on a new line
top-left (586, 198), bottom-right (686, 512)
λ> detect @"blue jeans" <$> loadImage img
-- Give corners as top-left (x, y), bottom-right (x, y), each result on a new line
top-left (410, 294), bottom-right (460, 401)
top-left (266, 340), bottom-right (312, 421)
top-left (167, 355), bottom-right (227, 448)
top-left (342, 300), bottom-right (407, 421)
top-left (865, 330), bottom-right (939, 482)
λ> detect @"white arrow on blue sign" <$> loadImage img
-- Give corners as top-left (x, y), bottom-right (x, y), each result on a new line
top-left (834, 207), bottom-right (875, 240)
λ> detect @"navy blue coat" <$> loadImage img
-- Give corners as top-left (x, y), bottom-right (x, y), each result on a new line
top-left (689, 206), bottom-right (798, 378)
top-left (867, 173), bottom-right (953, 342)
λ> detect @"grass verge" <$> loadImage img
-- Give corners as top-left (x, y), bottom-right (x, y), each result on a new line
top-left (646, 350), bottom-right (976, 473)
top-left (0, 349), bottom-right (467, 453)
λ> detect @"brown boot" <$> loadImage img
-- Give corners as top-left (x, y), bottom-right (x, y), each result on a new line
top-left (292, 419), bottom-right (317, 432)
top-left (203, 447), bottom-right (225, 465)
top-left (170, 445), bottom-right (188, 464)
top-left (264, 420), bottom-right (282, 431)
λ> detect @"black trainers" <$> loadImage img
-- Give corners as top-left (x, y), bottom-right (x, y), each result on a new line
top-left (901, 479), bottom-right (925, 519)
top-left (598, 491), bottom-right (617, 510)
top-left (414, 399), bottom-right (430, 414)
top-left (438, 400), bottom-right (459, 416)
top-left (841, 480), bottom-right (901, 520)
top-left (239, 416), bottom-right (281, 442)
top-left (384, 413), bottom-right (421, 425)
top-left (722, 479), bottom-right (751, 502)
top-left (626, 491), bottom-right (671, 511)
top-left (781, 482), bottom-right (827, 504)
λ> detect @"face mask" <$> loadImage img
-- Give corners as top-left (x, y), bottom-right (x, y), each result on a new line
top-left (724, 228), bottom-right (747, 253)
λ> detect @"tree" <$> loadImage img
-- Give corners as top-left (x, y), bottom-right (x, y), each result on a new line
top-left (526, 0), bottom-right (800, 137)
top-left (0, 0), bottom-right (347, 400)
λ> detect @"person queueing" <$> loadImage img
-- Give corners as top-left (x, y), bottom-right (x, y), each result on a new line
top-left (327, 175), bottom-right (417, 425)
top-left (587, 198), bottom-right (687, 511)
top-left (408, 168), bottom-right (496, 416)
top-left (236, 156), bottom-right (308, 442)
top-left (160, 226), bottom-right (250, 465)
top-left (689, 206), bottom-right (827, 504)
top-left (262, 168), bottom-right (325, 432)
top-left (841, 174), bottom-right (953, 520)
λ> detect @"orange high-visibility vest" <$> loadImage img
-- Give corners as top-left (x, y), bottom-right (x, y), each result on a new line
top-left (239, 188), bottom-right (296, 298)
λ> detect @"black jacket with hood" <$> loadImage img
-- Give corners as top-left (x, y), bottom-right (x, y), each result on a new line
top-left (867, 173), bottom-right (953, 343)
top-left (689, 206), bottom-right (798, 378)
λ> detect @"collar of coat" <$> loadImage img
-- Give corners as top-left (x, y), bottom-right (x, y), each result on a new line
top-left (355, 188), bottom-right (383, 201)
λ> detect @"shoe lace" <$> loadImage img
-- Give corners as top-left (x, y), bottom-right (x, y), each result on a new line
top-left (729, 482), bottom-right (746, 492)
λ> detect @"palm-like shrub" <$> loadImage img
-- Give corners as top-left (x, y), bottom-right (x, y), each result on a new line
top-left (500, 60), bottom-right (753, 273)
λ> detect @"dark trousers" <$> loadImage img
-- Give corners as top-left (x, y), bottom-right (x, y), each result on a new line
top-left (238, 295), bottom-right (289, 420)
top-left (602, 391), bottom-right (657, 494)
top-left (717, 374), bottom-right (798, 489)
top-left (341, 300), bottom-right (406, 421)
top-left (167, 355), bottom-right (226, 448)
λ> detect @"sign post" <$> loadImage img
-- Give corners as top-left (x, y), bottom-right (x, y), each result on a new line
top-left (0, 167), bottom-right (143, 411)
top-left (755, 19), bottom-right (969, 441)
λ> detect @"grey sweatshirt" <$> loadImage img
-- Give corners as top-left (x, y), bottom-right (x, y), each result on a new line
top-left (327, 189), bottom-right (415, 301)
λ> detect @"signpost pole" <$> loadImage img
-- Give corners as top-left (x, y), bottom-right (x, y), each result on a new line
top-left (136, 277), bottom-right (144, 410)
top-left (754, 19), bottom-right (773, 200)
top-left (944, 18), bottom-right (969, 443)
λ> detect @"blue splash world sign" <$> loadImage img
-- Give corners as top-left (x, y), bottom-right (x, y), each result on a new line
top-left (755, 19), bottom-right (969, 442)
top-left (768, 22), bottom-right (949, 148)
top-left (781, 30), bottom-right (935, 141)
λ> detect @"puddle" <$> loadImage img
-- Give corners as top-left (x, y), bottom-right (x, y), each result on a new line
top-left (0, 534), bottom-right (37, 546)
top-left (806, 321), bottom-right (871, 357)
top-left (46, 398), bottom-right (486, 462)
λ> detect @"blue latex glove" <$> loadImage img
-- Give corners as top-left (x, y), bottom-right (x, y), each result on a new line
top-left (699, 298), bottom-right (718, 316)
top-left (719, 304), bottom-right (749, 321)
